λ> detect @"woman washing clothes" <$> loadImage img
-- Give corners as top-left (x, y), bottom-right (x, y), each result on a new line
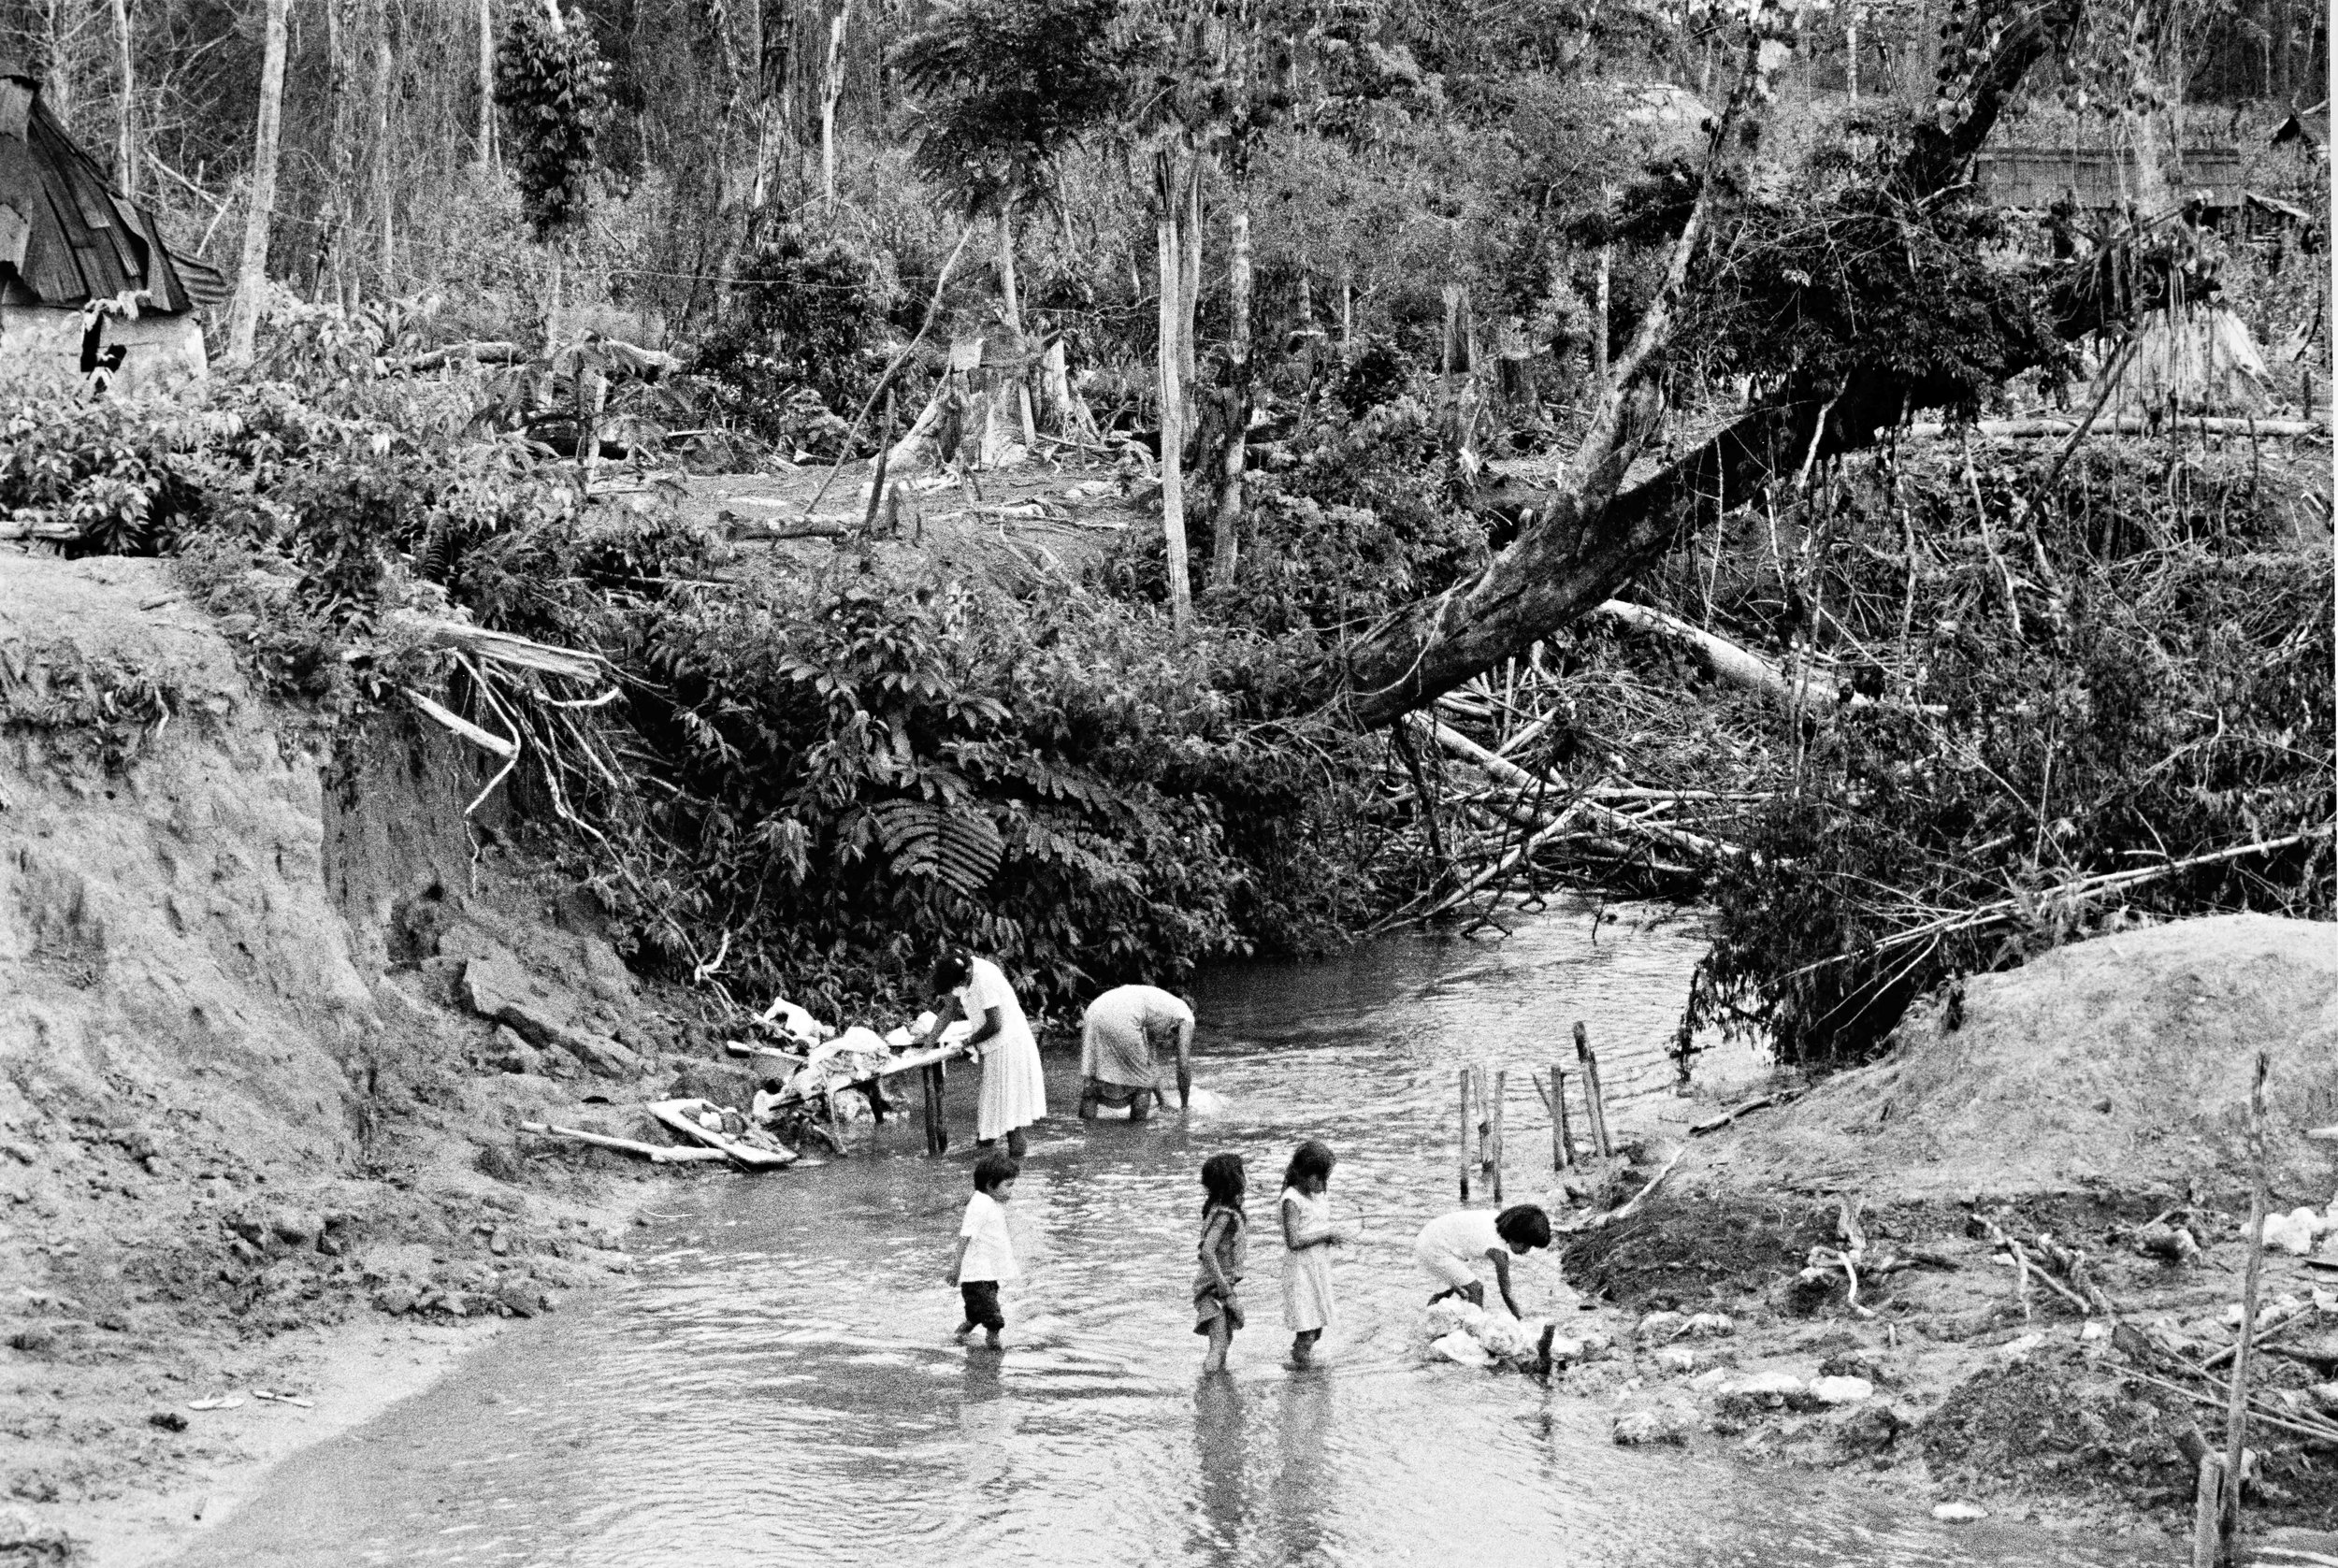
top-left (919, 950), bottom-right (1046, 1158)
top-left (1077, 984), bottom-right (1195, 1120)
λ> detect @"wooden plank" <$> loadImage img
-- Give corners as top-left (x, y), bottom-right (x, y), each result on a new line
top-left (646, 1099), bottom-right (798, 1170)
top-left (518, 1121), bottom-right (728, 1164)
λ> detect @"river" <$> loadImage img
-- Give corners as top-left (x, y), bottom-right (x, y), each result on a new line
top-left (168, 898), bottom-right (2163, 1567)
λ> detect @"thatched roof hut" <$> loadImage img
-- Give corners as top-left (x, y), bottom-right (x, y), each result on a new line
top-left (0, 63), bottom-right (226, 394)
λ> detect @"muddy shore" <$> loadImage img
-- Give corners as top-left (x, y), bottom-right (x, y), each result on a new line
top-left (1558, 915), bottom-right (2338, 1552)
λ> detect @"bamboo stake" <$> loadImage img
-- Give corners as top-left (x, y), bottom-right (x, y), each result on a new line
top-left (1551, 1063), bottom-right (1573, 1169)
top-left (1492, 1069), bottom-right (1507, 1202)
top-left (1458, 1067), bottom-right (1474, 1201)
top-left (2222, 1049), bottom-right (2272, 1561)
top-left (1574, 1023), bottom-right (1613, 1158)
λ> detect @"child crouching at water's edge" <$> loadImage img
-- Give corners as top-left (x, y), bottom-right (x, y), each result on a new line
top-left (1279, 1140), bottom-right (1347, 1367)
top-left (1194, 1154), bottom-right (1248, 1373)
top-left (949, 1152), bottom-right (1019, 1347)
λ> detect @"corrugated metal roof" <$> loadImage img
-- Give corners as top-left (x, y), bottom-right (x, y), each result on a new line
top-left (0, 71), bottom-right (224, 312)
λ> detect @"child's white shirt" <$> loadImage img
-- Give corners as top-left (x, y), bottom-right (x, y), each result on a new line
top-left (959, 1191), bottom-right (1018, 1282)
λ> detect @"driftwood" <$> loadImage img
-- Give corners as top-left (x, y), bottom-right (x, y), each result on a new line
top-left (384, 611), bottom-right (608, 683)
top-left (725, 515), bottom-right (855, 542)
top-left (518, 1121), bottom-right (728, 1164)
top-left (1420, 716), bottom-right (1744, 862)
top-left (1688, 1087), bottom-right (1803, 1136)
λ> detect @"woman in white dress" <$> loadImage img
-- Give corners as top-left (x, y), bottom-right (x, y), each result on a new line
top-left (922, 951), bottom-right (1046, 1158)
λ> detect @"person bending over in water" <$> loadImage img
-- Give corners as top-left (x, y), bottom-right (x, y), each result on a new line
top-left (1279, 1140), bottom-right (1349, 1367)
top-left (1078, 983), bottom-right (1195, 1120)
top-left (948, 1152), bottom-right (1020, 1347)
top-left (1412, 1204), bottom-right (1552, 1319)
top-left (919, 950), bottom-right (1046, 1158)
top-left (1193, 1153), bottom-right (1248, 1373)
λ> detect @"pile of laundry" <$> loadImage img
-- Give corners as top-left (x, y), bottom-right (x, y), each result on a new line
top-left (747, 997), bottom-right (973, 1120)
top-left (1424, 1298), bottom-right (1612, 1375)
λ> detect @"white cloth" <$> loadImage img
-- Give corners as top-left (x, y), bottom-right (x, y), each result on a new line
top-left (1281, 1187), bottom-right (1335, 1332)
top-left (958, 1191), bottom-right (1018, 1282)
top-left (1413, 1210), bottom-right (1503, 1291)
top-left (1079, 985), bottom-right (1192, 1089)
top-left (957, 957), bottom-right (1046, 1142)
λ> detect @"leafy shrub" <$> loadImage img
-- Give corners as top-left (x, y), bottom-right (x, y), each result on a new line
top-left (1688, 440), bottom-right (2334, 1066)
top-left (686, 226), bottom-right (895, 450)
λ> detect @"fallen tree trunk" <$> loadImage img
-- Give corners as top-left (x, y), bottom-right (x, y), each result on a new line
top-left (394, 339), bottom-right (527, 371)
top-left (1907, 415), bottom-right (2329, 439)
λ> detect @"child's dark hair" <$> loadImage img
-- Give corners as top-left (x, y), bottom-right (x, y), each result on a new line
top-left (1199, 1152), bottom-right (1246, 1214)
top-left (1281, 1139), bottom-right (1335, 1191)
top-left (1495, 1204), bottom-right (1552, 1251)
top-left (973, 1152), bottom-right (1020, 1194)
top-left (760, 1077), bottom-right (786, 1095)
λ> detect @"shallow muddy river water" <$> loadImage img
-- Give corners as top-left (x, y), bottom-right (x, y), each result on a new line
top-left (173, 899), bottom-right (2166, 1567)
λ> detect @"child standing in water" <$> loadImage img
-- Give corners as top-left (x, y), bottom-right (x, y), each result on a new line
top-left (947, 1152), bottom-right (1019, 1347)
top-left (1193, 1154), bottom-right (1248, 1373)
top-left (1278, 1140), bottom-right (1346, 1366)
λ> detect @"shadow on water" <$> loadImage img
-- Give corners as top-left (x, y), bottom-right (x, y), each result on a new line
top-left (168, 897), bottom-right (2169, 1567)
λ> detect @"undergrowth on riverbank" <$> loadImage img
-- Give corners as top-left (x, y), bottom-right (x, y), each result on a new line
top-left (6, 347), bottom-right (2331, 1055)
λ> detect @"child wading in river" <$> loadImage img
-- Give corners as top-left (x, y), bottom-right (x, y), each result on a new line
top-left (947, 1152), bottom-right (1019, 1347)
top-left (1193, 1154), bottom-right (1248, 1373)
top-left (1278, 1140), bottom-right (1348, 1366)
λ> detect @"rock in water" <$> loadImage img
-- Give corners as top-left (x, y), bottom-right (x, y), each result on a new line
top-left (1611, 1406), bottom-right (1694, 1446)
top-left (1931, 1501), bottom-right (1986, 1523)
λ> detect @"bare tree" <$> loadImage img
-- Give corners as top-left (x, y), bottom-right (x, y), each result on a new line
top-left (226, 0), bottom-right (290, 361)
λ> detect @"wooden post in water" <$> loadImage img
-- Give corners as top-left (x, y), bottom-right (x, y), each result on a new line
top-left (1477, 1060), bottom-right (1493, 1176)
top-left (1458, 1067), bottom-right (1474, 1201)
top-left (1574, 1022), bottom-right (1613, 1158)
top-left (1552, 1062), bottom-right (1575, 1169)
top-left (922, 1061), bottom-right (947, 1155)
top-left (2220, 1049), bottom-right (2273, 1563)
top-left (1491, 1069), bottom-right (1507, 1202)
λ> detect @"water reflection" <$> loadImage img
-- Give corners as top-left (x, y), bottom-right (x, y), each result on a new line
top-left (1269, 1373), bottom-right (1334, 1566)
top-left (1190, 1377), bottom-right (1248, 1561)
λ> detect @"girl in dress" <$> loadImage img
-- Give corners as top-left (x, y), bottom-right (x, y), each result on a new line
top-left (1278, 1140), bottom-right (1347, 1366)
top-left (1193, 1153), bottom-right (1248, 1373)
top-left (922, 950), bottom-right (1046, 1158)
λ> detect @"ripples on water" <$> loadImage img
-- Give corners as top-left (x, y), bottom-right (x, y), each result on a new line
top-left (172, 899), bottom-right (2161, 1567)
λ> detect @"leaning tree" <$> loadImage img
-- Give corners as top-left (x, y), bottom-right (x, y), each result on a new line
top-left (1332, 0), bottom-right (2136, 727)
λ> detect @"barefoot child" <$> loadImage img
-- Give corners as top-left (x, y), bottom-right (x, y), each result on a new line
top-left (948, 1152), bottom-right (1019, 1346)
top-left (1412, 1204), bottom-right (1552, 1318)
top-left (1278, 1140), bottom-right (1347, 1366)
top-left (1193, 1154), bottom-right (1248, 1372)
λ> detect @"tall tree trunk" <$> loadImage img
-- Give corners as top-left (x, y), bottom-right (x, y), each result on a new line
top-left (476, 0), bottom-right (495, 169)
top-left (373, 0), bottom-right (393, 286)
top-left (40, 0), bottom-right (67, 123)
top-left (108, 0), bottom-right (134, 194)
top-left (994, 189), bottom-right (1037, 448)
top-left (1207, 201), bottom-right (1250, 589)
top-left (325, 0), bottom-right (353, 305)
top-left (819, 0), bottom-right (845, 207)
top-left (227, 0), bottom-right (290, 362)
top-left (1156, 151), bottom-right (1191, 629)
top-left (1177, 161), bottom-right (1200, 393)
top-left (747, 0), bottom-right (769, 207)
